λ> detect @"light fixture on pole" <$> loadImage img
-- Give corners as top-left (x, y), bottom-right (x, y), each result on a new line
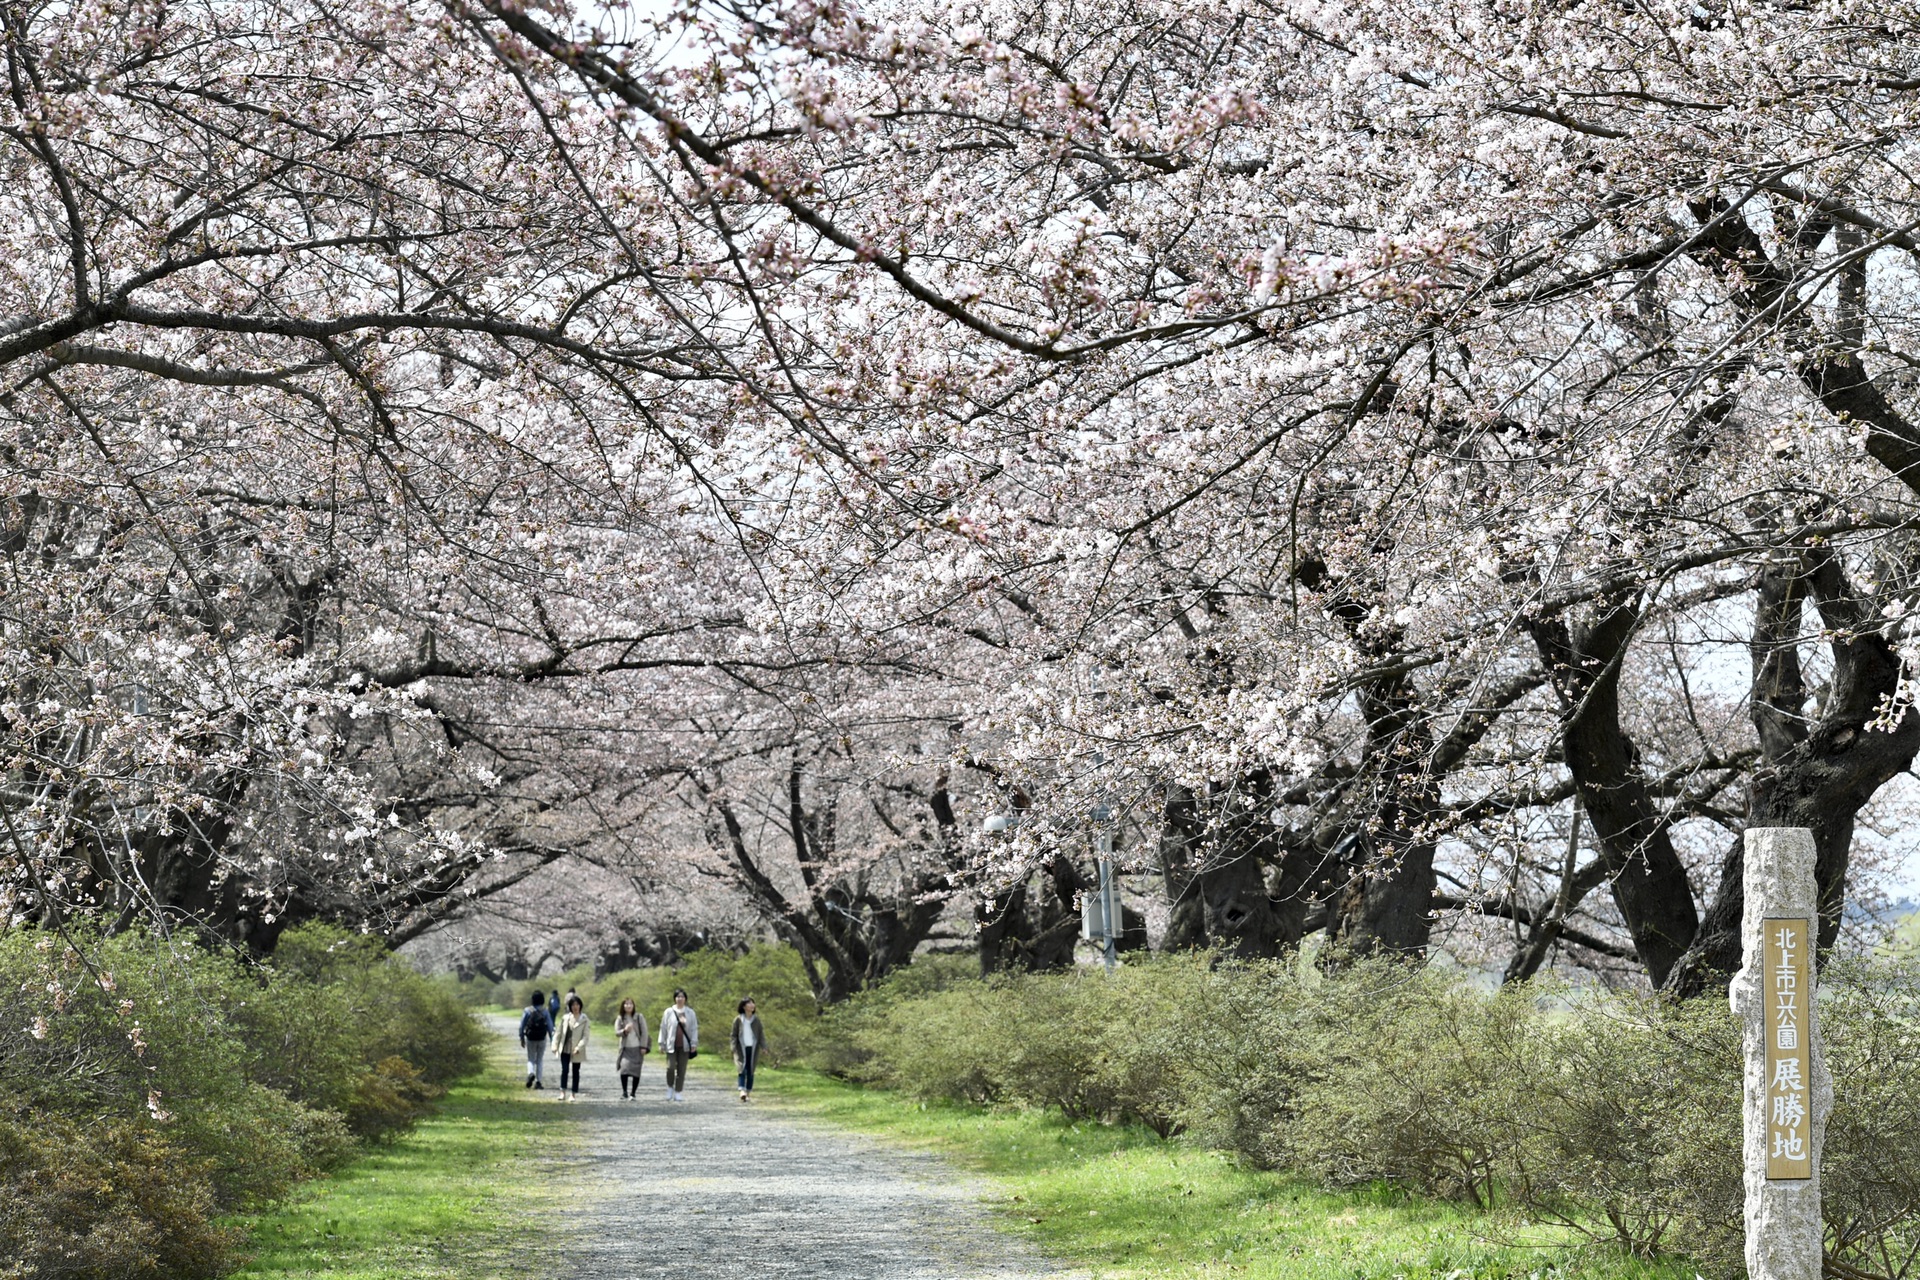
top-left (1081, 803), bottom-right (1118, 972)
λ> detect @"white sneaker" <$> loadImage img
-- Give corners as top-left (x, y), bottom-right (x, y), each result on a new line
top-left (664, 1088), bottom-right (674, 1100)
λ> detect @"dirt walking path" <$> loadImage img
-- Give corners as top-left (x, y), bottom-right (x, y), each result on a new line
top-left (487, 1013), bottom-right (1072, 1280)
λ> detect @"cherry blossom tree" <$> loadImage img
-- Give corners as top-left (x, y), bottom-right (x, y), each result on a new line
top-left (14, 0), bottom-right (1920, 999)
top-left (470, 0), bottom-right (1920, 987)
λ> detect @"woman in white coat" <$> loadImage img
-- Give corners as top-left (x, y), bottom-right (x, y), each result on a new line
top-left (657, 988), bottom-right (698, 1101)
top-left (555, 994), bottom-right (590, 1101)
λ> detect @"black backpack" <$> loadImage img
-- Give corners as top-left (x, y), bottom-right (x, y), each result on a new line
top-left (526, 1006), bottom-right (552, 1041)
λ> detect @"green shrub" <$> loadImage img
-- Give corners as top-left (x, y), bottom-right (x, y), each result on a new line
top-left (228, 963), bottom-right (363, 1118)
top-left (808, 951), bottom-right (978, 1080)
top-left (265, 924), bottom-right (486, 1092)
top-left (247, 923), bottom-right (485, 1139)
top-left (1280, 965), bottom-right (1542, 1209)
top-left (171, 1083), bottom-right (357, 1209)
top-left (346, 1055), bottom-right (443, 1140)
top-left (794, 946), bottom-right (1920, 1278)
top-left (868, 979), bottom-right (1009, 1103)
top-left (1493, 992), bottom-right (1742, 1265)
top-left (0, 921), bottom-right (486, 1267)
top-left (1821, 955), bottom-right (1920, 1280)
top-left (1081, 957), bottom-right (1210, 1136)
top-left (431, 973), bottom-right (518, 1009)
top-left (1165, 956), bottom-right (1310, 1164)
top-left (988, 973), bottom-right (1120, 1118)
top-left (0, 1112), bottom-right (241, 1280)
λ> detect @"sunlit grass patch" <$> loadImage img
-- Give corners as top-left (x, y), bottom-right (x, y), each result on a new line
top-left (753, 1063), bottom-right (1697, 1280)
top-left (231, 1020), bottom-right (575, 1280)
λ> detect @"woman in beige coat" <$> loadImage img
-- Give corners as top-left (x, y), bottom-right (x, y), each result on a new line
top-left (614, 998), bottom-right (649, 1099)
top-left (556, 995), bottom-right (590, 1101)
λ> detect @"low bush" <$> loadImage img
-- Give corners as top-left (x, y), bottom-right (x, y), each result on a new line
top-left (251, 925), bottom-right (484, 1135)
top-left (1500, 992), bottom-right (1742, 1264)
top-left (859, 979), bottom-right (1008, 1103)
top-left (1278, 966), bottom-right (1541, 1209)
top-left (1820, 955), bottom-right (1920, 1280)
top-left (812, 946), bottom-right (1920, 1280)
top-left (0, 1113), bottom-right (241, 1280)
top-left (0, 922), bottom-right (485, 1278)
top-left (807, 951), bottom-right (979, 1080)
top-left (171, 1084), bottom-right (356, 1211)
top-left (346, 1055), bottom-right (443, 1140)
top-left (435, 973), bottom-right (520, 1009)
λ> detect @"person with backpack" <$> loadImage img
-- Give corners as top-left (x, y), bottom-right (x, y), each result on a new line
top-left (731, 998), bottom-right (766, 1103)
top-left (657, 988), bottom-right (698, 1101)
top-left (547, 987), bottom-right (562, 1028)
top-left (614, 998), bottom-right (648, 1099)
top-left (556, 994), bottom-right (591, 1101)
top-left (519, 990), bottom-right (553, 1089)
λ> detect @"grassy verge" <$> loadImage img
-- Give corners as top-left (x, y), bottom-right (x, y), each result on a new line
top-left (731, 1058), bottom-right (1694, 1280)
top-left (230, 1016), bottom-right (573, 1280)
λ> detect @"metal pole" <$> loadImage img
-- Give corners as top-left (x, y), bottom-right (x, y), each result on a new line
top-left (1097, 831), bottom-right (1117, 972)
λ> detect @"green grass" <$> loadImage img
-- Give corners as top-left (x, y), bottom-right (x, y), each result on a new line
top-left (223, 1006), bottom-right (1702, 1280)
top-left (741, 1060), bottom-right (1696, 1280)
top-left (230, 1018), bottom-right (576, 1279)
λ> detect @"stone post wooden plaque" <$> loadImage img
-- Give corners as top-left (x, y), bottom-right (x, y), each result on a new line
top-left (1735, 827), bottom-right (1829, 1280)
top-left (1762, 916), bottom-right (1812, 1181)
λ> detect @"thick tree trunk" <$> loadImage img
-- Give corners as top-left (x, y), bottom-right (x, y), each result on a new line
top-left (976, 860), bottom-right (1081, 973)
top-left (1325, 670), bottom-right (1440, 959)
top-left (1156, 781), bottom-right (1291, 958)
top-left (1196, 847), bottom-right (1286, 958)
top-left (1157, 788), bottom-right (1208, 951)
top-left (1666, 551), bottom-right (1920, 995)
top-left (1323, 826), bottom-right (1437, 958)
top-left (1528, 599), bottom-right (1699, 986)
top-left (132, 775), bottom-right (293, 951)
top-left (1263, 838), bottom-right (1317, 949)
top-left (976, 879), bottom-right (1029, 975)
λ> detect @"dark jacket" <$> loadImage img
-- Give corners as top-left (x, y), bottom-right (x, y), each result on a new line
top-left (730, 1014), bottom-right (767, 1061)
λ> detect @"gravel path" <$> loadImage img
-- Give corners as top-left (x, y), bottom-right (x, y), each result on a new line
top-left (488, 1014), bottom-right (1073, 1280)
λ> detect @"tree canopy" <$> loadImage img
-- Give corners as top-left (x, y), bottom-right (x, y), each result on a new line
top-left (7, 0), bottom-right (1920, 994)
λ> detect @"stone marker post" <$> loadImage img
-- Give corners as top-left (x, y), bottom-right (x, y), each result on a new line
top-left (1730, 827), bottom-right (1832, 1280)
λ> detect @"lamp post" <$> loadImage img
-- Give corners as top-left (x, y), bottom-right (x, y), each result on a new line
top-left (1081, 804), bottom-right (1118, 972)
top-left (1083, 669), bottom-right (1120, 971)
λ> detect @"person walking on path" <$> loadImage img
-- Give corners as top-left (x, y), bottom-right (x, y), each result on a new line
top-left (547, 987), bottom-right (562, 1028)
top-left (731, 998), bottom-right (766, 1103)
top-left (556, 995), bottom-right (591, 1101)
top-left (658, 989), bottom-right (698, 1101)
top-left (519, 991), bottom-right (553, 1090)
top-left (614, 998), bottom-right (649, 1099)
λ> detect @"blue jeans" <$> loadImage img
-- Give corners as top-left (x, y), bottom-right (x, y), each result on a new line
top-left (737, 1046), bottom-right (758, 1093)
